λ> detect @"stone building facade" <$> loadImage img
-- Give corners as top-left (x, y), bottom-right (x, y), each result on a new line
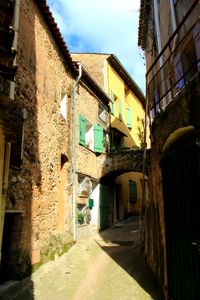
top-left (0, 0), bottom-right (76, 281)
top-left (73, 65), bottom-right (111, 239)
top-left (138, 1), bottom-right (200, 299)
top-left (72, 53), bottom-right (148, 226)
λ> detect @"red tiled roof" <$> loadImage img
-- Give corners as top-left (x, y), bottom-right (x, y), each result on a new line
top-left (37, 0), bottom-right (77, 76)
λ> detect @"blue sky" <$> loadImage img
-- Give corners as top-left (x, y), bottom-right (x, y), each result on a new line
top-left (46, 0), bottom-right (146, 93)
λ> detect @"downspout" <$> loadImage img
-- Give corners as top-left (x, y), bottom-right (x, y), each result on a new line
top-left (169, 0), bottom-right (178, 54)
top-left (153, 0), bottom-right (169, 107)
top-left (169, 0), bottom-right (177, 32)
top-left (140, 87), bottom-right (149, 244)
top-left (72, 63), bottom-right (82, 242)
top-left (9, 0), bottom-right (20, 100)
top-left (153, 0), bottom-right (163, 64)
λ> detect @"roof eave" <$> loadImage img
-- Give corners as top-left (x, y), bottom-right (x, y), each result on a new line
top-left (37, 0), bottom-right (77, 76)
top-left (107, 55), bottom-right (146, 108)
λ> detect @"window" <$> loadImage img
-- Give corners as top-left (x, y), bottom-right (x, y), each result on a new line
top-left (118, 98), bottom-right (123, 121)
top-left (173, 53), bottom-right (185, 90)
top-left (110, 134), bottom-right (123, 153)
top-left (109, 90), bottom-right (123, 121)
top-left (79, 114), bottom-right (86, 146)
top-left (124, 86), bottom-right (129, 105)
top-left (193, 22), bottom-right (200, 72)
top-left (94, 124), bottom-right (103, 153)
top-left (79, 114), bottom-right (104, 153)
top-left (126, 107), bottom-right (132, 128)
top-left (99, 103), bottom-right (108, 123)
top-left (60, 93), bottom-right (67, 119)
top-left (129, 180), bottom-right (137, 203)
top-left (10, 111), bottom-right (24, 168)
top-left (78, 176), bottom-right (92, 197)
top-left (109, 90), bottom-right (115, 114)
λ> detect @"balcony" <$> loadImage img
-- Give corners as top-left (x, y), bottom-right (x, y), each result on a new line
top-left (146, 1), bottom-right (200, 119)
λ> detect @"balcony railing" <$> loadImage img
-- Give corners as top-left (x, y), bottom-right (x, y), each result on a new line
top-left (146, 1), bottom-right (200, 118)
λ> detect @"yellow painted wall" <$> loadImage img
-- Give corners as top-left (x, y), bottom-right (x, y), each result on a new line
top-left (116, 172), bottom-right (143, 215)
top-left (106, 60), bottom-right (146, 218)
top-left (106, 62), bottom-right (146, 149)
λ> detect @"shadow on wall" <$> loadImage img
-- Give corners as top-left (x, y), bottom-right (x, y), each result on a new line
top-left (0, 1), bottom-right (40, 299)
top-left (100, 115), bottom-right (146, 225)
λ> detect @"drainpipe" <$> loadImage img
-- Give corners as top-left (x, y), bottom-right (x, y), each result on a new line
top-left (169, 0), bottom-right (178, 53)
top-left (153, 0), bottom-right (169, 108)
top-left (153, 0), bottom-right (163, 64)
top-left (140, 82), bottom-right (149, 244)
top-left (72, 63), bottom-right (82, 242)
top-left (169, 0), bottom-right (177, 32)
top-left (9, 0), bottom-right (20, 100)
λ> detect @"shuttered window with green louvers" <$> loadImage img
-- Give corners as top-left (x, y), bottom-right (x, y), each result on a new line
top-left (119, 98), bottom-right (123, 121)
top-left (79, 114), bottom-right (86, 146)
top-left (110, 90), bottom-right (115, 114)
top-left (126, 107), bottom-right (132, 128)
top-left (94, 124), bottom-right (104, 153)
top-left (129, 180), bottom-right (137, 203)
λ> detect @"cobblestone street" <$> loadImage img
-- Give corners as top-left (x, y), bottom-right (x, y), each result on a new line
top-left (1, 217), bottom-right (162, 300)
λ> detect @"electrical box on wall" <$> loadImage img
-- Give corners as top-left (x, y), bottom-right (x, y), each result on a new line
top-left (88, 198), bottom-right (94, 209)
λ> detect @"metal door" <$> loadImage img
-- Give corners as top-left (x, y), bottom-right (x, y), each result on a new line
top-left (162, 143), bottom-right (200, 299)
top-left (100, 184), bottom-right (110, 229)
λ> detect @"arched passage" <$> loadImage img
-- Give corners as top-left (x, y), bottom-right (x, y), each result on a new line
top-left (101, 149), bottom-right (150, 180)
top-left (99, 149), bottom-right (150, 229)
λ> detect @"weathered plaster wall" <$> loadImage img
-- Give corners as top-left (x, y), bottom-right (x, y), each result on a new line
top-left (5, 0), bottom-right (74, 278)
top-left (71, 53), bottom-right (109, 89)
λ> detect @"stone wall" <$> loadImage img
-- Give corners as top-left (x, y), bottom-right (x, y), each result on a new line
top-left (76, 83), bottom-right (110, 180)
top-left (144, 73), bottom-right (200, 296)
top-left (72, 53), bottom-right (109, 89)
top-left (5, 0), bottom-right (74, 278)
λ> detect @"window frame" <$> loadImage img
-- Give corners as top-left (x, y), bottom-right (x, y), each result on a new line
top-left (129, 180), bottom-right (137, 203)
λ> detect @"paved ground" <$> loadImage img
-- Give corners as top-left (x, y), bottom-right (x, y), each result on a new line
top-left (1, 217), bottom-right (162, 300)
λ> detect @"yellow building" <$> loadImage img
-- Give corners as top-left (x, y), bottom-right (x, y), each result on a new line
top-left (106, 55), bottom-right (147, 218)
top-left (71, 53), bottom-right (148, 222)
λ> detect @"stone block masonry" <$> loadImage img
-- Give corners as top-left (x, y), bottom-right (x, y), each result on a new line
top-left (3, 0), bottom-right (74, 279)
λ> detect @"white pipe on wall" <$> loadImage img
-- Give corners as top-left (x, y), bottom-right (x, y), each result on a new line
top-left (169, 0), bottom-right (177, 32)
top-left (9, 0), bottom-right (20, 100)
top-left (72, 63), bottom-right (82, 242)
top-left (153, 0), bottom-right (163, 57)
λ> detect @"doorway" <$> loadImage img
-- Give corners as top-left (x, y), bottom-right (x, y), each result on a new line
top-left (162, 140), bottom-right (200, 299)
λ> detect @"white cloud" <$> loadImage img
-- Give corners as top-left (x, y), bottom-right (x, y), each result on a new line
top-left (47, 0), bottom-right (146, 93)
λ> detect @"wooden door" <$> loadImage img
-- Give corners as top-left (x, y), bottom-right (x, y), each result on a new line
top-left (162, 143), bottom-right (200, 299)
top-left (100, 184), bottom-right (110, 229)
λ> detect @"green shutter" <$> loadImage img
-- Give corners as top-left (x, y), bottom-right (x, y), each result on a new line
top-left (110, 90), bottom-right (115, 114)
top-left (126, 107), bottom-right (132, 128)
top-left (94, 124), bottom-right (103, 153)
top-left (119, 99), bottom-right (123, 121)
top-left (79, 114), bottom-right (86, 145)
top-left (129, 181), bottom-right (137, 203)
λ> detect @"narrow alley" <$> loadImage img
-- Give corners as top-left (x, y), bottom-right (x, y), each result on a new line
top-left (0, 217), bottom-right (161, 300)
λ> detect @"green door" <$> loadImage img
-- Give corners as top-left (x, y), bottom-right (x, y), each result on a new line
top-left (100, 184), bottom-right (110, 229)
top-left (162, 143), bottom-right (200, 299)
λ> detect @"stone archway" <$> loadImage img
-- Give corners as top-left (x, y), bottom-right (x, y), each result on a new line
top-left (99, 149), bottom-right (151, 227)
top-left (101, 149), bottom-right (150, 181)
